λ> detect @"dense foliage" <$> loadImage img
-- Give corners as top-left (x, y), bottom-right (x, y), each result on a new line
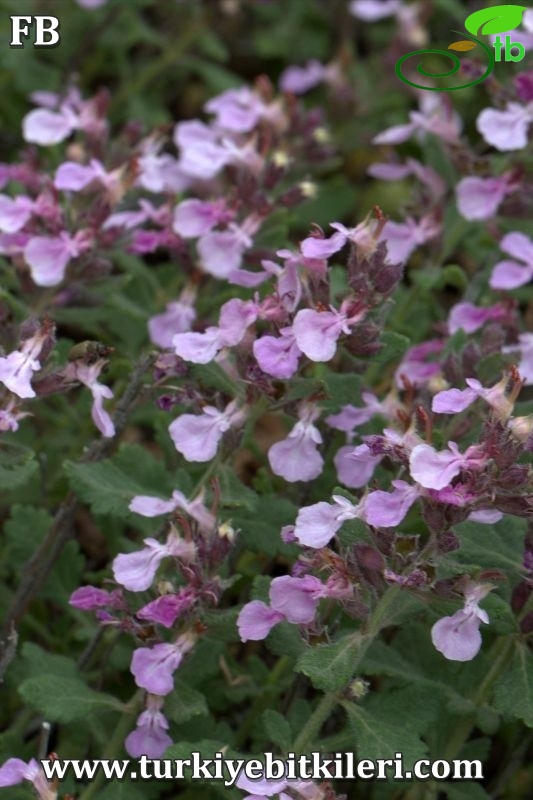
top-left (0, 1), bottom-right (532, 798)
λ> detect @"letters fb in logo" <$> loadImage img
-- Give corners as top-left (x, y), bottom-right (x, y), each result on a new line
top-left (395, 4), bottom-right (528, 91)
top-left (10, 15), bottom-right (61, 48)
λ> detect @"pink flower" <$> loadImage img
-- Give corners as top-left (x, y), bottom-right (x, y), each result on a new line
top-left (349, 0), bottom-right (401, 22)
top-left (280, 60), bottom-right (327, 94)
top-left (327, 391), bottom-right (394, 431)
top-left (432, 583), bottom-right (491, 661)
top-left (456, 175), bottom-right (516, 221)
top-left (334, 443), bottom-right (382, 488)
top-left (477, 102), bottom-right (533, 151)
top-left (293, 302), bottom-right (365, 362)
top-left (23, 107), bottom-right (77, 145)
top-left (24, 230), bottom-right (90, 287)
top-left (0, 194), bottom-right (34, 232)
top-left (69, 586), bottom-right (122, 611)
top-left (197, 224), bottom-right (254, 279)
top-left (173, 198), bottom-right (231, 238)
top-left (112, 531), bottom-right (195, 592)
top-left (253, 327), bottom-right (302, 379)
top-left (0, 399), bottom-right (30, 432)
top-left (130, 632), bottom-right (196, 695)
top-left (204, 86), bottom-right (268, 132)
top-left (268, 403), bottom-right (323, 482)
top-left (129, 488), bottom-right (214, 532)
top-left (432, 377), bottom-right (513, 419)
top-left (173, 298), bottom-right (258, 364)
top-left (72, 359), bottom-right (115, 438)
top-left (148, 288), bottom-right (196, 350)
top-left (490, 232), bottom-right (533, 290)
top-left (373, 95), bottom-right (461, 146)
top-left (380, 214), bottom-right (440, 264)
top-left (169, 400), bottom-right (245, 462)
top-left (394, 339), bottom-right (444, 388)
top-left (0, 328), bottom-right (48, 399)
top-left (174, 120), bottom-right (230, 181)
top-left (409, 442), bottom-right (486, 490)
top-left (136, 589), bottom-right (196, 628)
top-left (237, 601), bottom-right (285, 641)
top-left (125, 696), bottom-right (172, 759)
top-left (237, 575), bottom-right (327, 641)
top-left (447, 301), bottom-right (508, 334)
top-left (367, 158), bottom-right (445, 200)
top-left (294, 494), bottom-right (365, 548)
top-left (0, 758), bottom-right (53, 799)
top-left (365, 480), bottom-right (421, 527)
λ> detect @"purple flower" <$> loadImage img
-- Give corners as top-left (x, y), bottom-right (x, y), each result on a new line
top-left (477, 102), bottom-right (533, 151)
top-left (24, 230), bottom-right (90, 286)
top-left (432, 377), bottom-right (512, 419)
top-left (129, 488), bottom-right (214, 532)
top-left (0, 399), bottom-right (29, 432)
top-left (253, 327), bottom-right (302, 379)
top-left (204, 86), bottom-right (268, 133)
top-left (148, 288), bottom-right (197, 349)
top-left (112, 531), bottom-right (195, 592)
top-left (490, 232), bottom-right (533, 290)
top-left (0, 327), bottom-right (48, 399)
top-left (373, 96), bottom-right (461, 146)
top-left (349, 0), bottom-right (401, 21)
top-left (409, 442), bottom-right (486, 491)
top-left (169, 400), bottom-right (246, 462)
top-left (125, 696), bottom-right (172, 759)
top-left (136, 589), bottom-right (196, 628)
top-left (380, 214), bottom-right (440, 264)
top-left (173, 198), bottom-right (231, 238)
top-left (0, 758), bottom-right (52, 799)
top-left (69, 586), bottom-right (122, 611)
top-left (237, 575), bottom-right (327, 641)
top-left (130, 632), bottom-right (196, 695)
top-left (237, 601), bottom-right (285, 641)
top-left (0, 194), bottom-right (34, 233)
top-left (432, 583), bottom-right (491, 661)
top-left (367, 158), bottom-right (445, 199)
top-left (456, 175), bottom-right (516, 221)
top-left (334, 443), bottom-right (382, 489)
top-left (293, 302), bottom-right (365, 362)
top-left (394, 339), bottom-right (444, 388)
top-left (173, 298), bottom-right (258, 364)
top-left (71, 359), bottom-right (115, 438)
top-left (447, 301), bottom-right (508, 335)
top-left (365, 480), bottom-right (421, 527)
top-left (268, 403), bottom-right (323, 482)
top-left (280, 60), bottom-right (327, 94)
top-left (23, 107), bottom-right (77, 145)
top-left (174, 120), bottom-right (230, 181)
top-left (54, 159), bottom-right (115, 192)
top-left (294, 494), bottom-right (365, 548)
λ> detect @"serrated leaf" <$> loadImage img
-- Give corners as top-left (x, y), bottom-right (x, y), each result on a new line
top-left (296, 634), bottom-right (366, 691)
top-left (343, 700), bottom-right (428, 765)
top-left (442, 518), bottom-right (526, 580)
top-left (448, 40), bottom-right (477, 51)
top-left (4, 506), bottom-right (51, 568)
top-left (165, 680), bottom-right (209, 724)
top-left (492, 642), bottom-right (533, 727)
top-left (262, 709), bottom-right (292, 750)
top-left (464, 5), bottom-right (527, 36)
top-left (0, 442), bottom-right (38, 489)
top-left (64, 443), bottom-right (177, 518)
top-left (18, 675), bottom-right (123, 722)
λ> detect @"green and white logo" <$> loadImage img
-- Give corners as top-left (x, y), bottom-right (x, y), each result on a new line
top-left (395, 4), bottom-right (528, 91)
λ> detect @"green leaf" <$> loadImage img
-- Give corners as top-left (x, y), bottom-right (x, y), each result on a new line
top-left (64, 443), bottom-right (178, 518)
top-left (444, 782), bottom-right (492, 800)
top-left (97, 781), bottom-right (145, 800)
top-left (217, 465), bottom-right (258, 511)
top-left (0, 442), bottom-right (38, 489)
top-left (343, 700), bottom-right (428, 765)
top-left (464, 5), bottom-right (527, 36)
top-left (18, 675), bottom-right (123, 723)
top-left (3, 506), bottom-right (51, 569)
top-left (262, 709), bottom-right (292, 751)
top-left (296, 634), bottom-right (366, 691)
top-left (233, 495), bottom-right (298, 555)
top-left (441, 518), bottom-right (526, 580)
top-left (492, 642), bottom-right (533, 727)
top-left (165, 680), bottom-right (209, 724)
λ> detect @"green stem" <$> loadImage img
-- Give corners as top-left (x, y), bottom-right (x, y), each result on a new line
top-left (292, 586), bottom-right (402, 755)
top-left (78, 690), bottom-right (143, 800)
top-left (233, 656), bottom-right (291, 749)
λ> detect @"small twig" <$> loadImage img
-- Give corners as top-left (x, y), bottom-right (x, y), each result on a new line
top-left (0, 353), bottom-right (155, 660)
top-left (0, 624), bottom-right (18, 683)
